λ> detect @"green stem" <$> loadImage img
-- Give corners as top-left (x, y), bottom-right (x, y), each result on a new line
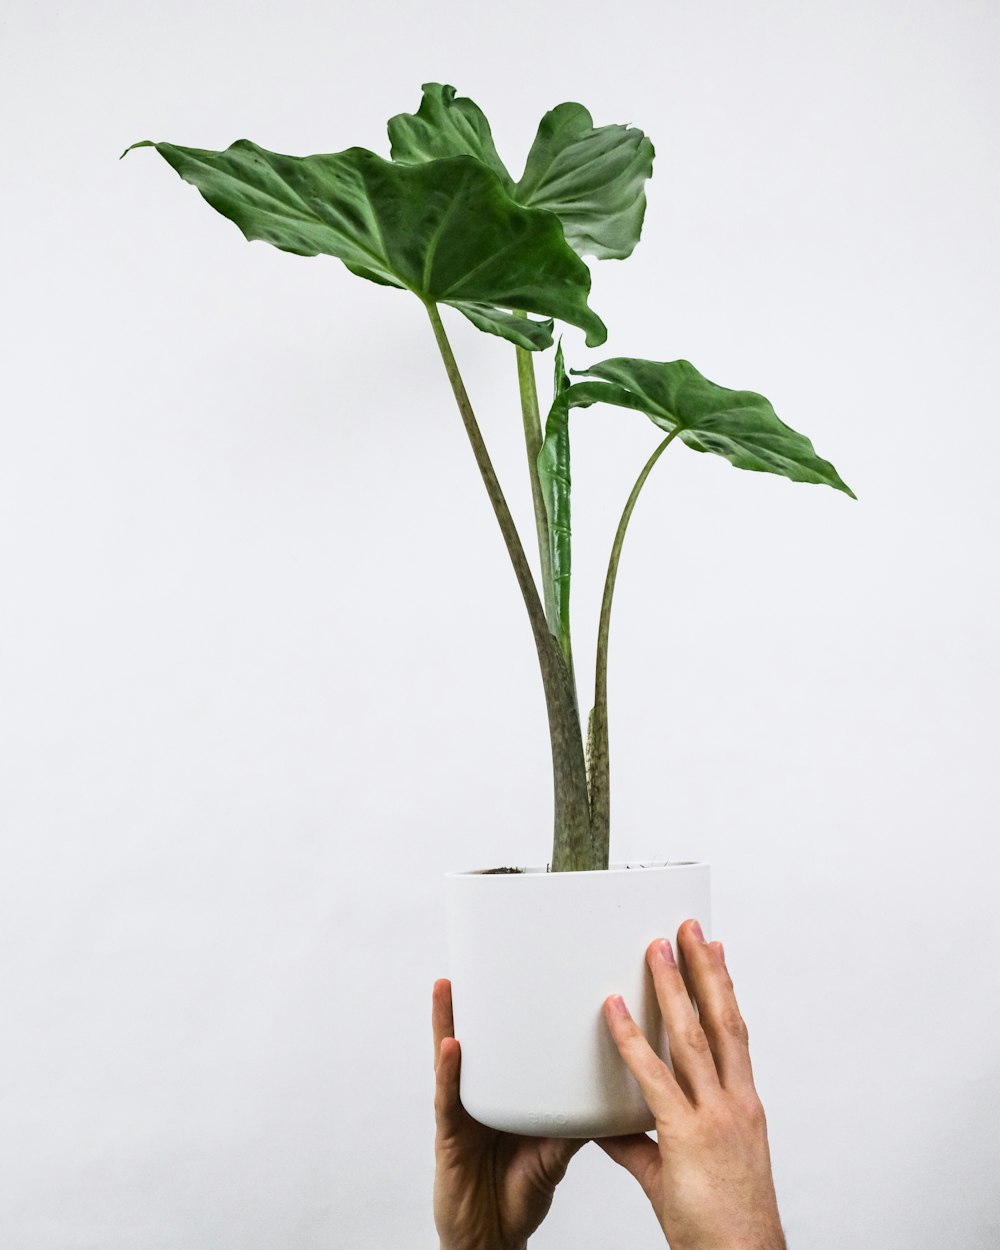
top-left (588, 430), bottom-right (679, 870)
top-left (516, 337), bottom-right (578, 706)
top-left (515, 342), bottom-right (557, 631)
top-left (425, 303), bottom-right (593, 872)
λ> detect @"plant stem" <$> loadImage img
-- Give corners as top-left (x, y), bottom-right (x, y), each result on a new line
top-left (588, 431), bottom-right (679, 870)
top-left (514, 340), bottom-right (557, 633)
top-left (425, 302), bottom-right (593, 872)
top-left (515, 336), bottom-right (579, 710)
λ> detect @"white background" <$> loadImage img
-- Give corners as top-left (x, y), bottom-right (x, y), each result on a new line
top-left (2, 1), bottom-right (998, 1246)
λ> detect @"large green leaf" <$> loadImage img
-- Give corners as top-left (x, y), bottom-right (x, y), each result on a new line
top-left (537, 342), bottom-right (573, 658)
top-left (515, 104), bottom-right (654, 260)
top-left (122, 139), bottom-right (606, 348)
top-left (388, 85), bottom-right (655, 261)
top-left (567, 358), bottom-right (855, 496)
top-left (387, 82), bottom-right (513, 193)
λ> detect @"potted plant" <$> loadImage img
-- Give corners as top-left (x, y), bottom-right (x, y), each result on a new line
top-left (123, 82), bottom-right (852, 1139)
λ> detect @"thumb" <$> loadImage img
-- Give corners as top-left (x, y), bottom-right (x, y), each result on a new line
top-left (536, 1135), bottom-right (588, 1184)
top-left (594, 1133), bottom-right (660, 1199)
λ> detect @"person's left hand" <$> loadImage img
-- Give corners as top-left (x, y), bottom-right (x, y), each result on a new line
top-left (432, 978), bottom-right (587, 1250)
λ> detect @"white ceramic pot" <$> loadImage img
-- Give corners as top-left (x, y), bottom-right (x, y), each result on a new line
top-left (444, 859), bottom-right (710, 1138)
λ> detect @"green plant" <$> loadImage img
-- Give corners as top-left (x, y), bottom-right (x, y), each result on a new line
top-left (123, 83), bottom-right (853, 873)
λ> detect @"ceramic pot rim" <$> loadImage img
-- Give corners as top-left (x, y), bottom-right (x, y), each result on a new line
top-left (445, 859), bottom-right (707, 879)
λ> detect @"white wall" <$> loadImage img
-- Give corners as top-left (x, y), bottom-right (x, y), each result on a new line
top-left (2, 1), bottom-right (998, 1246)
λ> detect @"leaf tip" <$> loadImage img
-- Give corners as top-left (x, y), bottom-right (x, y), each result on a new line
top-left (119, 139), bottom-right (155, 161)
top-left (823, 462), bottom-right (856, 500)
top-left (553, 336), bottom-right (568, 394)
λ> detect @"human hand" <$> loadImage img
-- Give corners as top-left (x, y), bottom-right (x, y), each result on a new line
top-left (432, 978), bottom-right (586, 1250)
top-left (597, 921), bottom-right (785, 1250)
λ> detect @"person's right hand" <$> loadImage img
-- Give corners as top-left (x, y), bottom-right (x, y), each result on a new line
top-left (597, 920), bottom-right (785, 1250)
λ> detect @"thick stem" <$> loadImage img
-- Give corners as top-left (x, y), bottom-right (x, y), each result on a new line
top-left (515, 342), bottom-right (558, 633)
top-left (425, 303), bottom-right (593, 871)
top-left (589, 431), bottom-right (679, 870)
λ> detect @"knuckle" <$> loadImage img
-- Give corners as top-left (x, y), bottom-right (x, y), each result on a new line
top-left (720, 1089), bottom-right (766, 1131)
top-left (650, 1091), bottom-right (678, 1124)
top-left (720, 1005), bottom-right (750, 1045)
top-left (741, 1093), bottom-right (767, 1128)
top-left (683, 1023), bottom-right (711, 1053)
top-left (695, 1097), bottom-right (736, 1140)
top-left (697, 1089), bottom-right (767, 1138)
top-left (435, 1127), bottom-right (457, 1154)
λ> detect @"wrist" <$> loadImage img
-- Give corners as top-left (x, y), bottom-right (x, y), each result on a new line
top-left (672, 1234), bottom-right (785, 1250)
top-left (439, 1243), bottom-right (527, 1250)
top-left (724, 1239), bottom-right (786, 1250)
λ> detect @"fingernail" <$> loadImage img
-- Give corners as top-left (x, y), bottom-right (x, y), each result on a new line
top-left (717, 941), bottom-right (726, 966)
top-left (690, 919), bottom-right (705, 943)
top-left (659, 938), bottom-right (676, 966)
top-left (607, 994), bottom-right (628, 1018)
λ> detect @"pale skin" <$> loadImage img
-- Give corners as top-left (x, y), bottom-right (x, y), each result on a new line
top-left (433, 919), bottom-right (785, 1250)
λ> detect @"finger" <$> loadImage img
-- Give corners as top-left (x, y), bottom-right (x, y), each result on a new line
top-left (434, 1035), bottom-right (465, 1137)
top-left (675, 922), bottom-right (754, 1092)
top-left (432, 979), bottom-right (455, 1071)
top-left (594, 1133), bottom-right (661, 1201)
top-left (602, 994), bottom-right (686, 1122)
top-left (646, 935), bottom-right (721, 1103)
top-left (534, 1135), bottom-right (589, 1185)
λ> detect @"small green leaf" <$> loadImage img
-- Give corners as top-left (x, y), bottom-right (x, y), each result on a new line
top-left (537, 342), bottom-right (573, 657)
top-left (515, 103), bottom-right (655, 260)
top-left (123, 139), bottom-right (607, 347)
top-left (452, 302), bottom-right (554, 351)
top-left (388, 86), bottom-right (655, 261)
top-left (568, 358), bottom-right (855, 496)
top-left (387, 82), bottom-right (513, 193)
